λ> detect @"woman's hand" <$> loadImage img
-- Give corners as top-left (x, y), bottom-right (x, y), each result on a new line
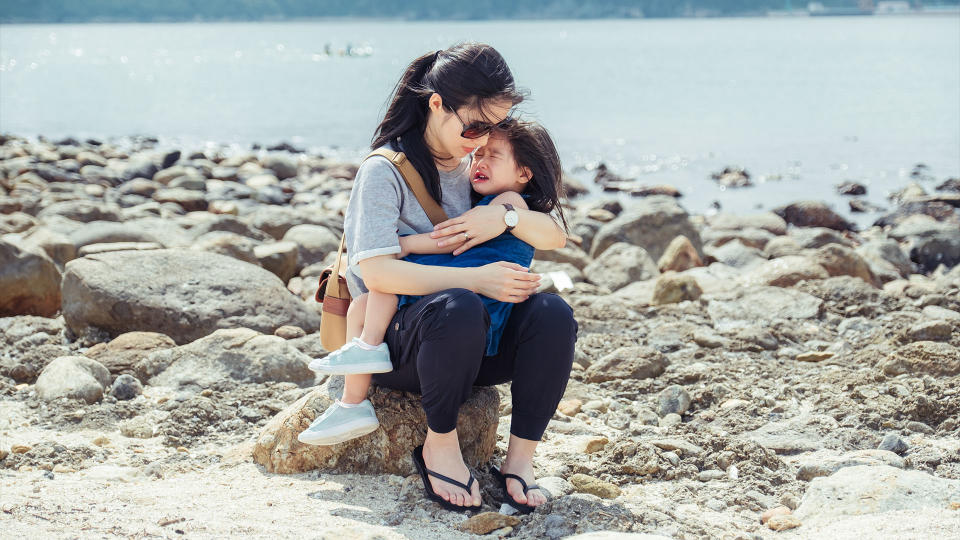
top-left (430, 205), bottom-right (506, 256)
top-left (469, 262), bottom-right (541, 303)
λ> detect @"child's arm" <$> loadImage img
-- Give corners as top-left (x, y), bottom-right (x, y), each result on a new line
top-left (488, 191), bottom-right (529, 211)
top-left (398, 233), bottom-right (458, 258)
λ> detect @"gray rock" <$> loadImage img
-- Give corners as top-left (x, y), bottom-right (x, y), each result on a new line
top-left (790, 227), bottom-right (854, 249)
top-left (923, 305), bottom-right (960, 321)
top-left (147, 328), bottom-right (315, 389)
top-left (37, 200), bottom-right (123, 223)
top-left (705, 286), bottom-right (823, 331)
top-left (583, 346), bottom-right (667, 383)
top-left (794, 465), bottom-right (960, 520)
top-left (119, 415), bottom-right (156, 439)
top-left (590, 195), bottom-right (702, 262)
top-left (704, 240), bottom-right (766, 269)
top-left (657, 385), bottom-right (691, 416)
top-left (110, 374), bottom-right (143, 400)
top-left (35, 356), bottom-right (111, 403)
top-left (796, 449), bottom-right (905, 481)
top-left (910, 231), bottom-right (960, 273)
top-left (856, 239), bottom-right (913, 278)
top-left (584, 242), bottom-right (659, 292)
top-left (907, 320), bottom-right (952, 342)
top-left (190, 231), bottom-right (260, 265)
top-left (254, 241), bottom-right (300, 282)
top-left (773, 200), bottom-right (853, 231)
top-left (282, 224), bottom-right (340, 269)
top-left (651, 272), bottom-right (702, 305)
top-left (708, 212), bottom-right (787, 235)
top-left (538, 476), bottom-right (574, 497)
top-left (61, 249), bottom-right (320, 344)
top-left (544, 514), bottom-right (577, 540)
top-left (878, 433), bottom-right (909, 455)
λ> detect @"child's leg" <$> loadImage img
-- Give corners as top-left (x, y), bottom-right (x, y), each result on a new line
top-left (342, 294), bottom-right (371, 404)
top-left (358, 290), bottom-right (399, 346)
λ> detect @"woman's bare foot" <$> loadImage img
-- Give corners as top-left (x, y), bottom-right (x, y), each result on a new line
top-left (502, 434), bottom-right (547, 507)
top-left (422, 428), bottom-right (482, 507)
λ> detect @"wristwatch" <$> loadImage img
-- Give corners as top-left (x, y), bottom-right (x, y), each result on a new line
top-left (502, 203), bottom-right (519, 232)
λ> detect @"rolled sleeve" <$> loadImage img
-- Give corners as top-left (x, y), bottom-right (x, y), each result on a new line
top-left (343, 156), bottom-right (404, 267)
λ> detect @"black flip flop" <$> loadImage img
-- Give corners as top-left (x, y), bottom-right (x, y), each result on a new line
top-left (490, 465), bottom-right (541, 514)
top-left (411, 445), bottom-right (482, 513)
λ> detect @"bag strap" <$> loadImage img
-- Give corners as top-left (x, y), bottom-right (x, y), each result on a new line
top-left (324, 233), bottom-right (348, 299)
top-left (365, 147), bottom-right (449, 225)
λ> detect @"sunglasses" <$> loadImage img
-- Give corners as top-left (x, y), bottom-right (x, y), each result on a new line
top-left (445, 105), bottom-right (510, 139)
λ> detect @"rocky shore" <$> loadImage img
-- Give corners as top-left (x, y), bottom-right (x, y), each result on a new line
top-left (1, 133), bottom-right (959, 539)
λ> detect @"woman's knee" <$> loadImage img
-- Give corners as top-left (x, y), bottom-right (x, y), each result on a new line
top-left (434, 288), bottom-right (489, 328)
top-left (529, 293), bottom-right (578, 335)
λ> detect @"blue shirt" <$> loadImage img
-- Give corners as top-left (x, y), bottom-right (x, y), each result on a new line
top-left (398, 194), bottom-right (535, 356)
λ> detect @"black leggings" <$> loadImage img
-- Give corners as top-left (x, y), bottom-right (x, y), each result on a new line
top-left (372, 288), bottom-right (578, 441)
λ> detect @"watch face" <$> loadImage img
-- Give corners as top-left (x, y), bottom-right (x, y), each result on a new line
top-left (505, 211), bottom-right (519, 227)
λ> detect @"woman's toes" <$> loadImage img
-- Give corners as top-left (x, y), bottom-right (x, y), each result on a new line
top-left (508, 482), bottom-right (528, 504)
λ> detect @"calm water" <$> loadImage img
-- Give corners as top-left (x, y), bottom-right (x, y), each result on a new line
top-left (1, 17), bottom-right (958, 224)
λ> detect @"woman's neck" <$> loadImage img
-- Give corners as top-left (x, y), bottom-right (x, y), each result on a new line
top-left (424, 125), bottom-right (461, 172)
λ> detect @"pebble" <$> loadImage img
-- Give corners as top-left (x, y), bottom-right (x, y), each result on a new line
top-left (274, 325), bottom-right (306, 339)
top-left (582, 399), bottom-right (608, 413)
top-left (176, 446), bottom-right (188, 453)
top-left (581, 436), bottom-right (609, 454)
top-left (906, 421), bottom-right (935, 434)
top-left (457, 512), bottom-right (520, 535)
top-left (11, 444), bottom-right (31, 454)
top-left (767, 514), bottom-right (802, 531)
top-left (659, 413), bottom-right (682, 427)
top-left (720, 398), bottom-right (750, 411)
top-left (200, 389), bottom-right (214, 397)
top-left (922, 305), bottom-right (960, 321)
top-left (53, 464), bottom-right (75, 473)
top-left (557, 399), bottom-right (583, 416)
top-left (796, 351), bottom-right (833, 362)
top-left (111, 374), bottom-right (143, 400)
top-left (780, 492), bottom-right (800, 511)
top-left (657, 385), bottom-right (691, 416)
top-left (698, 470), bottom-right (726, 482)
top-left (662, 451), bottom-right (680, 466)
top-left (878, 432), bottom-right (910, 454)
top-left (650, 438), bottom-right (704, 456)
top-left (568, 473), bottom-right (622, 499)
top-left (907, 320), bottom-right (952, 342)
top-left (537, 477), bottom-right (573, 498)
top-left (92, 436), bottom-right (111, 447)
top-left (761, 506), bottom-right (792, 524)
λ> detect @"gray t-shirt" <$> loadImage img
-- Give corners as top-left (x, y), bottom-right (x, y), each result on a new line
top-left (343, 144), bottom-right (473, 298)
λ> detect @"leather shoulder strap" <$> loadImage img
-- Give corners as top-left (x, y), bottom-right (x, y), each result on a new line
top-left (365, 148), bottom-right (449, 226)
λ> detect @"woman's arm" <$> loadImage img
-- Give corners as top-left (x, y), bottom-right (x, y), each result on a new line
top-left (398, 233), bottom-right (457, 257)
top-left (430, 195), bottom-right (567, 255)
top-left (359, 255), bottom-right (541, 302)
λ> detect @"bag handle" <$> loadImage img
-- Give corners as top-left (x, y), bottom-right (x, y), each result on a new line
top-left (323, 233), bottom-right (349, 301)
top-left (365, 148), bottom-right (449, 225)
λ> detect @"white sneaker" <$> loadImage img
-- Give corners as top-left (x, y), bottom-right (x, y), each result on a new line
top-left (309, 337), bottom-right (392, 375)
top-left (297, 399), bottom-right (379, 445)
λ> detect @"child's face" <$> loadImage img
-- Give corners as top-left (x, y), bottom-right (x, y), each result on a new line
top-left (469, 134), bottom-right (530, 196)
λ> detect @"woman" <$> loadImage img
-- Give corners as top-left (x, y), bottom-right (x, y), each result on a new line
top-left (340, 43), bottom-right (577, 511)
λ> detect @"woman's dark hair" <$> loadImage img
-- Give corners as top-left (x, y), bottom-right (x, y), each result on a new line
top-left (372, 43), bottom-right (525, 203)
top-left (476, 118), bottom-right (569, 232)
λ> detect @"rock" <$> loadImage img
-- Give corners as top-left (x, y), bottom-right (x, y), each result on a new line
top-left (584, 242), bottom-right (659, 292)
top-left (836, 182), bottom-right (867, 196)
top-left (814, 244), bottom-right (877, 286)
top-left (0, 238), bottom-right (62, 317)
top-left (581, 437), bottom-right (609, 454)
top-left (67, 219), bottom-right (174, 251)
top-left (566, 534), bottom-right (673, 540)
top-left (21, 227), bottom-right (76, 266)
top-left (11, 444), bottom-right (32, 454)
top-left (698, 470), bottom-right (726, 482)
top-left (710, 212), bottom-right (787, 235)
top-left (705, 286), bottom-right (823, 330)
top-left (878, 433), bottom-right (909, 455)
top-left (147, 328), bottom-right (315, 388)
top-left (568, 474), bottom-right (621, 499)
top-left (923, 305), bottom-right (960, 321)
top-left (693, 328), bottom-right (729, 348)
top-left (877, 341), bottom-right (960, 377)
top-left (763, 236), bottom-right (804, 258)
top-left (84, 332), bottom-right (177, 378)
top-left (37, 200), bottom-right (122, 223)
top-left (281, 224), bottom-right (340, 269)
top-left (254, 241), bottom-right (300, 282)
top-left (62, 249), bottom-right (320, 344)
top-left (773, 200), bottom-right (853, 231)
top-left (543, 514), bottom-right (576, 539)
top-left (704, 240), bottom-right (766, 269)
top-left (274, 325), bottom-right (306, 339)
top-left (651, 272), bottom-right (702, 305)
top-left (583, 346), bottom-right (667, 383)
top-left (650, 438), bottom-right (703, 456)
top-left (856, 239), bottom-right (913, 278)
top-left (794, 465), bottom-right (960, 520)
top-left (658, 413), bottom-right (682, 427)
top-left (153, 187), bottom-right (207, 211)
top-left (910, 230), bottom-right (960, 273)
top-left (656, 235), bottom-right (703, 272)
top-left (767, 514), bottom-right (801, 531)
top-left (190, 231), bottom-right (260, 265)
top-left (742, 256), bottom-right (829, 287)
top-left (110, 374), bottom-right (143, 400)
top-left (119, 416), bottom-right (156, 439)
top-left (796, 352), bottom-right (833, 363)
top-left (458, 512), bottom-right (521, 535)
top-left (538, 477), bottom-right (574, 498)
top-left (710, 166), bottom-right (752, 188)
top-left (533, 245), bottom-right (592, 270)
top-left (558, 399), bottom-right (583, 416)
top-left (78, 241), bottom-right (164, 257)
top-left (907, 320), bottom-right (952, 342)
top-left (796, 450), bottom-right (905, 481)
top-left (905, 420), bottom-right (934, 434)
top-left (35, 356), bottom-right (111, 403)
top-left (261, 154), bottom-right (299, 179)
top-left (590, 195), bottom-right (702, 262)
top-left (761, 506), bottom-right (792, 524)
top-left (657, 385), bottom-right (691, 416)
top-left (253, 377), bottom-right (498, 474)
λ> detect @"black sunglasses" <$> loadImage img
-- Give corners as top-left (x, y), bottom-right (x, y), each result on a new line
top-left (445, 105), bottom-right (510, 139)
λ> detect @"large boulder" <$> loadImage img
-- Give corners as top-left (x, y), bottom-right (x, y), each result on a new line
top-left (35, 356), bottom-right (111, 403)
top-left (773, 201), bottom-right (853, 231)
top-left (813, 244), bottom-right (878, 287)
top-left (794, 465), bottom-right (960, 520)
top-left (0, 238), bottom-right (62, 317)
top-left (742, 256), bottom-right (829, 287)
top-left (253, 377), bottom-right (499, 475)
top-left (61, 249), bottom-right (320, 344)
top-left (281, 224), bottom-right (340, 269)
top-left (146, 328), bottom-right (314, 388)
top-left (590, 196), bottom-right (702, 261)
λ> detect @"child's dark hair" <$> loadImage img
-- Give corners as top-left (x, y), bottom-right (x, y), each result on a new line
top-left (372, 43), bottom-right (525, 204)
top-left (481, 118), bottom-right (569, 232)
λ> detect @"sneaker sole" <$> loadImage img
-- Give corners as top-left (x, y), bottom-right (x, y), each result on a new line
top-left (297, 420), bottom-right (380, 446)
top-left (308, 362), bottom-right (393, 375)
